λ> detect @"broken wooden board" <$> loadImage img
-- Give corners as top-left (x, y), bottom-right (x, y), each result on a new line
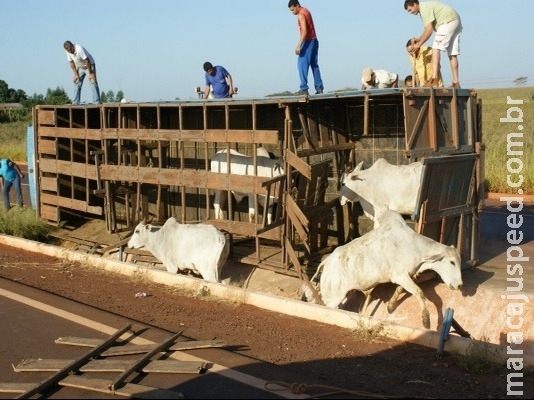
top-left (59, 375), bottom-right (183, 399)
top-left (55, 336), bottom-right (226, 355)
top-left (14, 358), bottom-right (207, 374)
top-left (0, 383), bottom-right (35, 394)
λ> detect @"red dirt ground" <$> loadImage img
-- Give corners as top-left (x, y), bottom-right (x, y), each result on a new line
top-left (0, 242), bottom-right (531, 399)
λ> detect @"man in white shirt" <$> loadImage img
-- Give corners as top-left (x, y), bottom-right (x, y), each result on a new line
top-left (63, 40), bottom-right (101, 105)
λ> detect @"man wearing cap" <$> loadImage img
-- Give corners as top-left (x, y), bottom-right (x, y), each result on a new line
top-left (406, 38), bottom-right (443, 87)
top-left (202, 62), bottom-right (234, 99)
top-left (361, 68), bottom-right (399, 89)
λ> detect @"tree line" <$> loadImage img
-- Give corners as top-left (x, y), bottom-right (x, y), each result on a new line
top-left (0, 79), bottom-right (124, 123)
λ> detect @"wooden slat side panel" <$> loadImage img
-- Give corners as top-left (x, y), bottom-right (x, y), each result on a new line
top-left (38, 138), bottom-right (57, 156)
top-left (40, 193), bottom-right (102, 215)
top-left (37, 109), bottom-right (55, 126)
top-left (40, 176), bottom-right (58, 192)
top-left (39, 204), bottom-right (59, 222)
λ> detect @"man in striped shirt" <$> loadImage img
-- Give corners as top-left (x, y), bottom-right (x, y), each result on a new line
top-left (404, 1), bottom-right (462, 88)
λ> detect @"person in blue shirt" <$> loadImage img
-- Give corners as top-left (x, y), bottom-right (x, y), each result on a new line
top-left (0, 158), bottom-right (24, 210)
top-left (202, 62), bottom-right (234, 99)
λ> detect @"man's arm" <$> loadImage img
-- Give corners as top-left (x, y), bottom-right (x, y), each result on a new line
top-left (11, 161), bottom-right (24, 179)
top-left (204, 85), bottom-right (211, 99)
top-left (68, 60), bottom-right (80, 83)
top-left (226, 73), bottom-right (234, 97)
top-left (294, 13), bottom-right (307, 55)
top-left (412, 23), bottom-right (434, 51)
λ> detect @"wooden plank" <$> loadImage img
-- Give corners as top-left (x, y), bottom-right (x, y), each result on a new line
top-left (38, 126), bottom-right (97, 139)
top-left (38, 139), bottom-right (57, 155)
top-left (16, 324), bottom-right (131, 399)
top-left (38, 159), bottom-right (99, 180)
top-left (108, 331), bottom-right (183, 391)
top-left (37, 109), bottom-right (55, 126)
top-left (55, 336), bottom-right (226, 354)
top-left (39, 204), bottom-right (58, 222)
top-left (13, 359), bottom-right (206, 374)
top-left (40, 193), bottom-right (103, 215)
top-left (0, 383), bottom-right (35, 394)
top-left (59, 375), bottom-right (182, 399)
top-left (40, 176), bottom-right (58, 192)
top-left (98, 128), bottom-right (279, 145)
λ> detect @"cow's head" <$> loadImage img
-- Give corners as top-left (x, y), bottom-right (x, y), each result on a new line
top-left (419, 245), bottom-right (463, 290)
top-left (127, 220), bottom-right (153, 249)
top-left (339, 161), bottom-right (365, 206)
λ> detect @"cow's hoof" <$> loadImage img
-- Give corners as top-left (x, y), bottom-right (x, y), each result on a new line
top-left (387, 301), bottom-right (397, 314)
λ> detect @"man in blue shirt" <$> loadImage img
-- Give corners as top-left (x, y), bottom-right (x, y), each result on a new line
top-left (203, 62), bottom-right (234, 99)
top-left (0, 158), bottom-right (24, 210)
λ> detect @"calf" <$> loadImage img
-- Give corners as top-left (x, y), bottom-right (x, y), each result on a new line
top-left (210, 148), bottom-right (284, 224)
top-left (127, 217), bottom-right (229, 283)
top-left (339, 158), bottom-right (423, 228)
top-left (305, 210), bottom-right (462, 329)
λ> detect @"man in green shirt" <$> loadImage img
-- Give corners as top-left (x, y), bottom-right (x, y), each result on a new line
top-left (404, 0), bottom-right (462, 88)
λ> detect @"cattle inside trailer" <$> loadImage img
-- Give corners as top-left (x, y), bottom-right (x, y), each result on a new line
top-left (30, 87), bottom-right (484, 279)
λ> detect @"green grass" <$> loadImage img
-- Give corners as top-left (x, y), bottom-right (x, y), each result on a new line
top-left (477, 87), bottom-right (534, 194)
top-left (1, 89), bottom-right (532, 195)
top-left (0, 120), bottom-right (29, 161)
top-left (0, 206), bottom-right (56, 242)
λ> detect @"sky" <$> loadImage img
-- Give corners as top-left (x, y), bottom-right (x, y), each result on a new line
top-left (1, 0), bottom-right (533, 103)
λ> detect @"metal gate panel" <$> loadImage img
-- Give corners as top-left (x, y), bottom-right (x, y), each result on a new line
top-left (414, 154), bottom-right (479, 266)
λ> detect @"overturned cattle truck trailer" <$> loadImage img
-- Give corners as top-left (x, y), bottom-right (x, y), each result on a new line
top-left (30, 87), bottom-right (484, 278)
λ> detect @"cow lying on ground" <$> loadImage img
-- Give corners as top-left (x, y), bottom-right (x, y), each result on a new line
top-left (127, 217), bottom-right (229, 283)
top-left (302, 210), bottom-right (463, 329)
top-left (210, 148), bottom-right (284, 225)
top-left (339, 158), bottom-right (423, 228)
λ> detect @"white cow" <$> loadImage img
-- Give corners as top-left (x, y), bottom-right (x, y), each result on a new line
top-left (127, 217), bottom-right (229, 283)
top-left (339, 158), bottom-right (423, 228)
top-left (210, 148), bottom-right (284, 224)
top-left (304, 210), bottom-right (463, 329)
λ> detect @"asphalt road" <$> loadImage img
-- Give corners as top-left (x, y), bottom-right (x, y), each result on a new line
top-left (0, 278), bottom-right (309, 399)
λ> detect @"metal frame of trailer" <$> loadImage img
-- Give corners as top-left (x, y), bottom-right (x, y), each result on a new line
top-left (30, 87), bottom-right (484, 278)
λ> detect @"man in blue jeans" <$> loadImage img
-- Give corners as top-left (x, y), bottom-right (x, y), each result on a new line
top-left (0, 158), bottom-right (24, 210)
top-left (64, 40), bottom-right (102, 105)
top-left (288, 0), bottom-right (324, 96)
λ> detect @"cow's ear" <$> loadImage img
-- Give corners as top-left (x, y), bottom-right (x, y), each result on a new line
top-left (424, 254), bottom-right (444, 262)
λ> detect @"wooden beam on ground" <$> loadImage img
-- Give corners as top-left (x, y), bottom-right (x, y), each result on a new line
top-left (55, 336), bottom-right (226, 354)
top-left (15, 324), bottom-right (131, 399)
top-left (59, 376), bottom-right (182, 399)
top-left (108, 331), bottom-right (183, 391)
top-left (13, 359), bottom-right (207, 374)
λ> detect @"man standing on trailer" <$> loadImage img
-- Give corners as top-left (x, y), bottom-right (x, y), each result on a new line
top-left (202, 62), bottom-right (234, 99)
top-left (63, 40), bottom-right (102, 105)
top-left (288, 0), bottom-right (324, 96)
top-left (404, 0), bottom-right (462, 88)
